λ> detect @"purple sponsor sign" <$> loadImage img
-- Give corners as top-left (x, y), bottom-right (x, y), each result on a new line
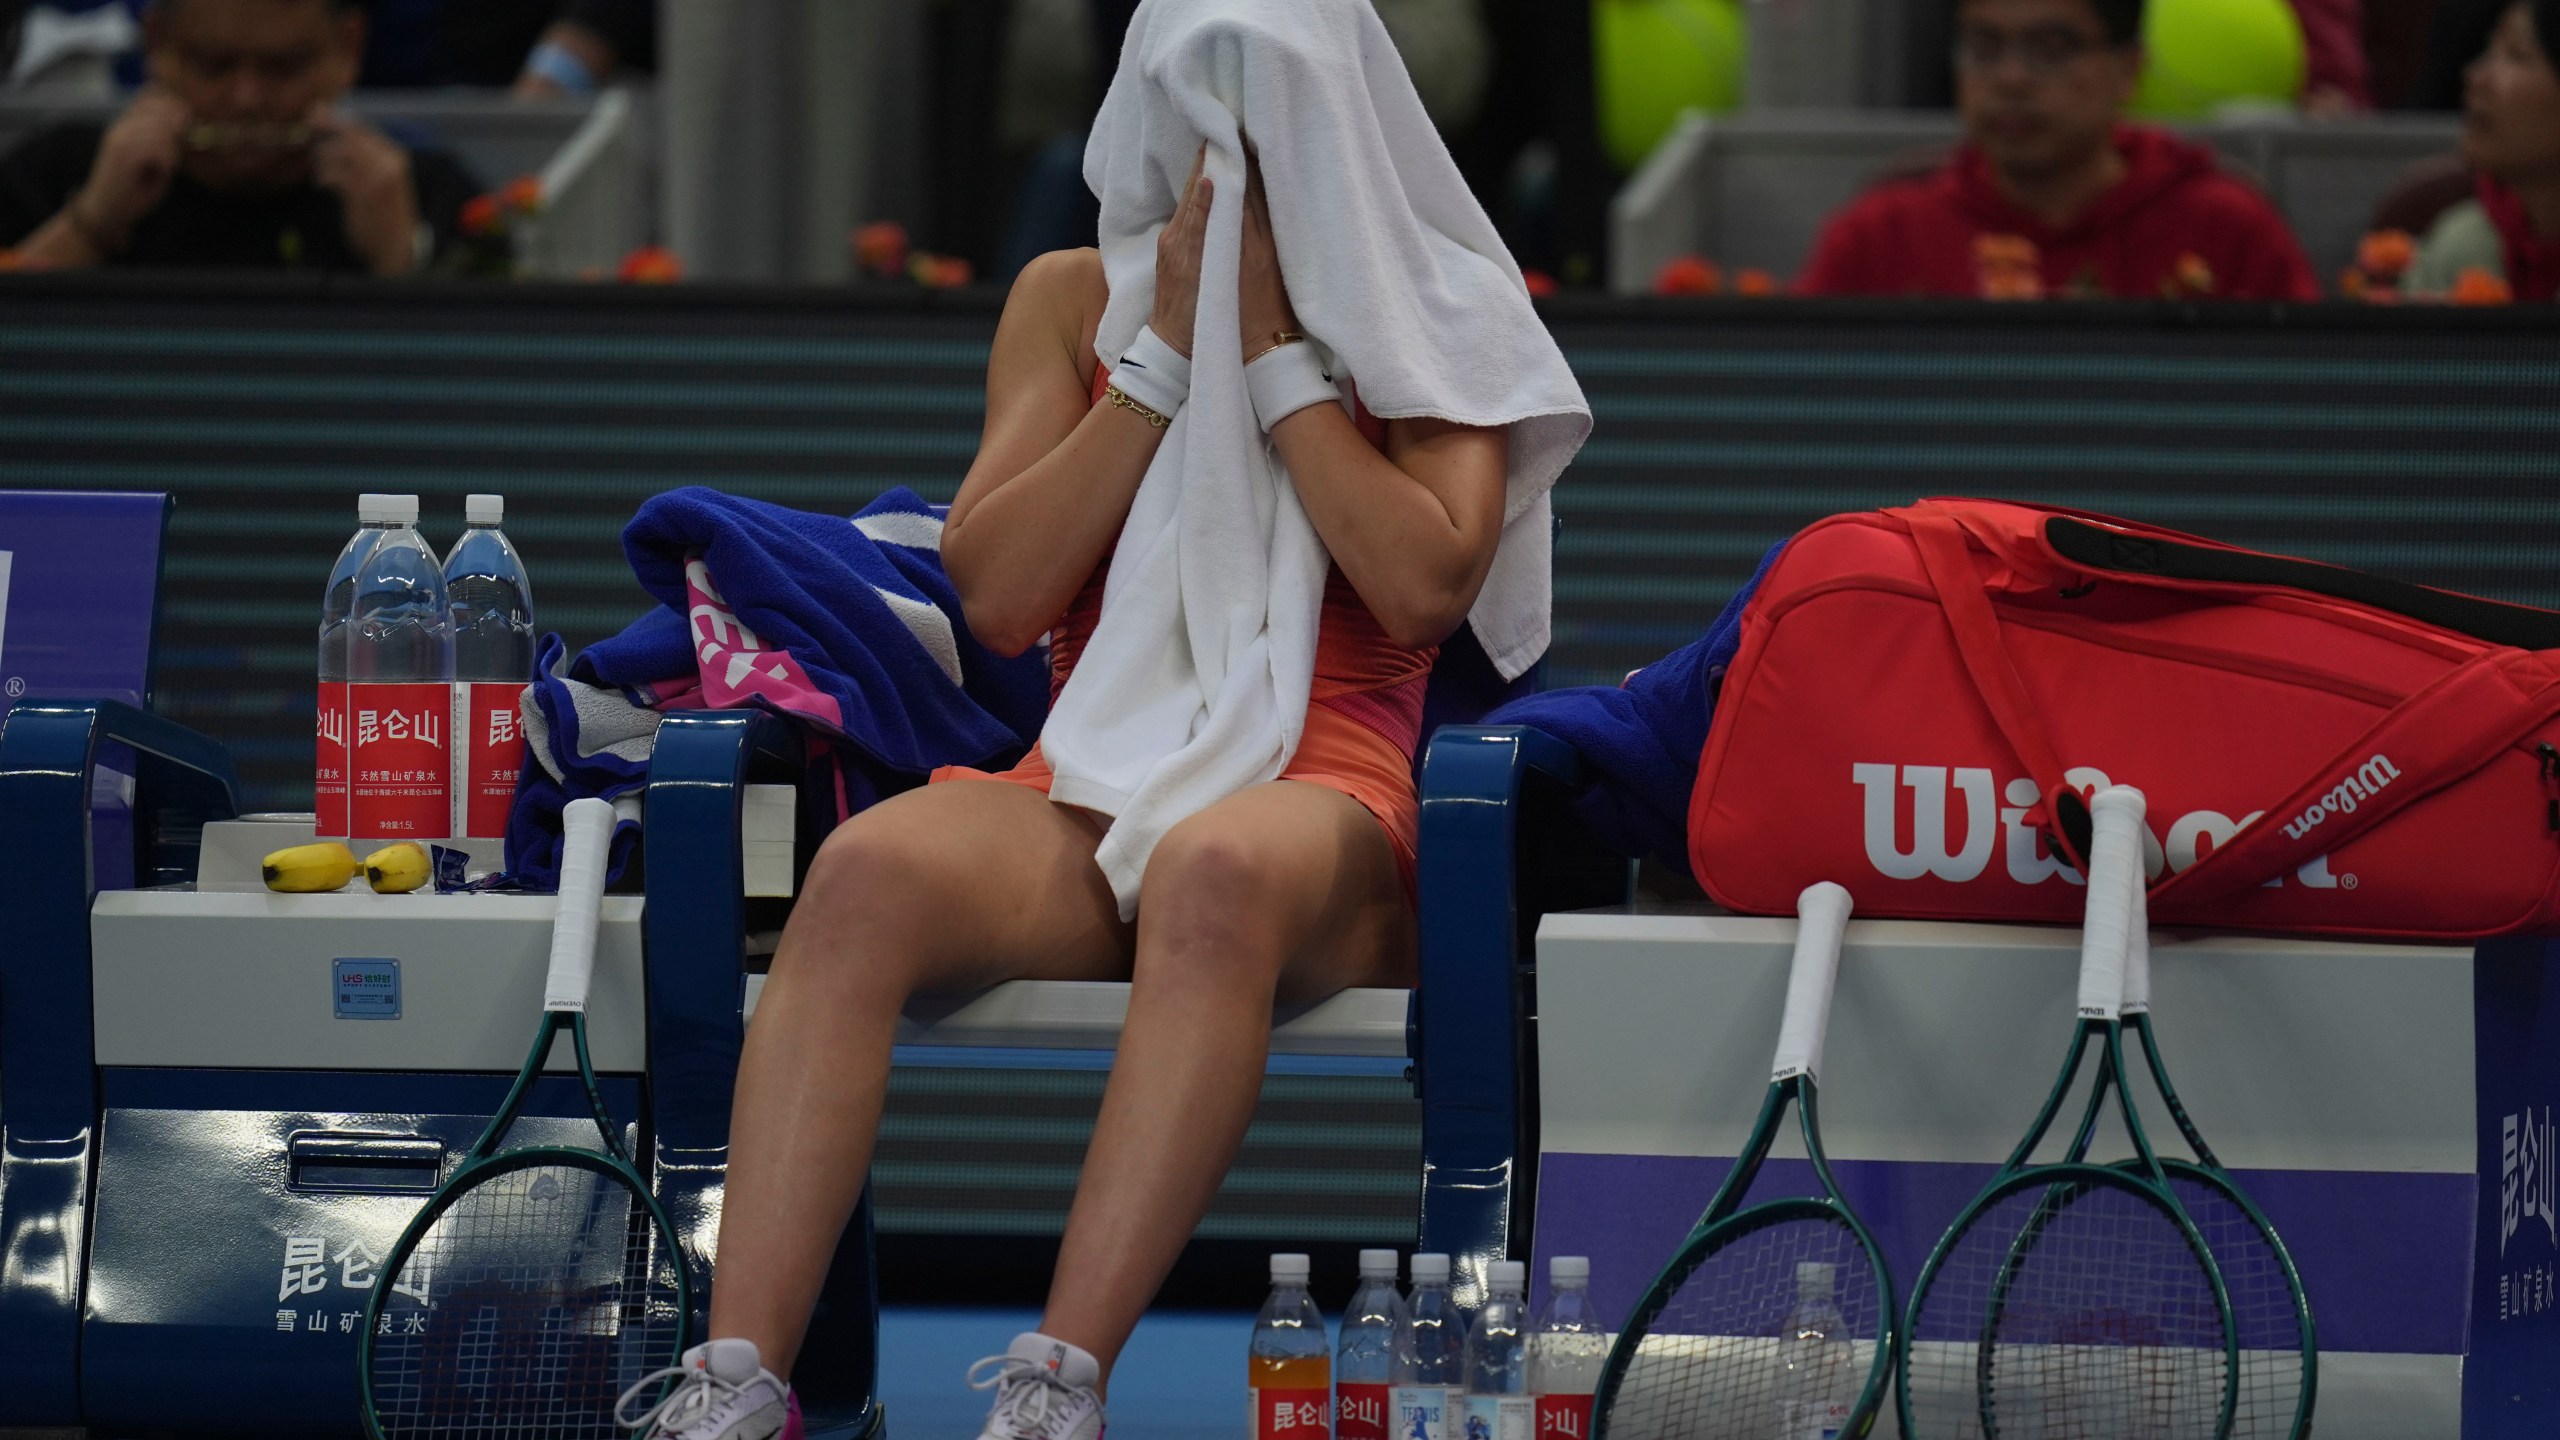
top-left (0, 490), bottom-right (167, 708)
top-left (1535, 1150), bottom-right (2474, 1357)
top-left (2467, 937), bottom-right (2560, 1440)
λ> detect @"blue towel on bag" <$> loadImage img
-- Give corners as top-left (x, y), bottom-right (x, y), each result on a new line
top-left (1483, 542), bottom-right (1784, 877)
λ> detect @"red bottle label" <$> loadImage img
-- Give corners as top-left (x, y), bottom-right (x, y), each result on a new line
top-left (455, 681), bottom-right (529, 839)
top-left (1535, 1395), bottom-right (1594, 1440)
top-left (315, 681), bottom-right (350, 837)
top-left (1335, 1383), bottom-right (1390, 1440)
top-left (1253, 1387), bottom-right (1333, 1438)
top-left (349, 681), bottom-right (451, 841)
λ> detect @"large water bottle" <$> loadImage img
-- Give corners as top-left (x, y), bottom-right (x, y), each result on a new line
top-left (1773, 1261), bottom-right (1853, 1440)
top-left (1392, 1253), bottom-right (1464, 1440)
top-left (1464, 1261), bottom-right (1533, 1440)
top-left (1336, 1249), bottom-right (1405, 1440)
top-left (1527, 1257), bottom-right (1611, 1440)
top-left (1250, 1253), bottom-right (1333, 1439)
top-left (315, 495), bottom-right (395, 838)
top-left (442, 493), bottom-right (535, 839)
top-left (347, 495), bottom-right (452, 844)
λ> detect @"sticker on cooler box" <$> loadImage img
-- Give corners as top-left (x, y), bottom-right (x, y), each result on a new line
top-left (315, 681), bottom-right (351, 837)
top-left (1335, 1382), bottom-right (1390, 1440)
top-left (1253, 1387), bottom-right (1331, 1437)
top-left (1533, 1395), bottom-right (1592, 1440)
top-left (333, 958), bottom-right (400, 1020)
top-left (1391, 1385), bottom-right (1452, 1440)
top-left (349, 682), bottom-right (450, 840)
top-left (456, 681), bottom-right (528, 839)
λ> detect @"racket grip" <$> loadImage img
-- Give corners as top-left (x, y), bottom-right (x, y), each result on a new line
top-left (2122, 840), bottom-right (2154, 1014)
top-left (1771, 881), bottom-right (1853, 1082)
top-left (544, 797), bottom-right (615, 1013)
top-left (2075, 786), bottom-right (2146, 1019)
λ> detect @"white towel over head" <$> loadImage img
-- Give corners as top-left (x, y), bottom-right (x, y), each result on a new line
top-left (1044, 0), bottom-right (1592, 916)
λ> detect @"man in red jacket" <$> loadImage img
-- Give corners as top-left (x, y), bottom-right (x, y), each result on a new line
top-left (1798, 0), bottom-right (2322, 301)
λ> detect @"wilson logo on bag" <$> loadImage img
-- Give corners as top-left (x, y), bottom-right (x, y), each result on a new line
top-left (1691, 500), bottom-right (2560, 940)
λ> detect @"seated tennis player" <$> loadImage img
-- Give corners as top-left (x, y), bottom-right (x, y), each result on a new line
top-left (621, 4), bottom-right (1587, 1438)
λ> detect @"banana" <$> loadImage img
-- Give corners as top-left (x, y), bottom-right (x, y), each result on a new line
top-left (362, 842), bottom-right (433, 895)
top-left (261, 841), bottom-right (358, 893)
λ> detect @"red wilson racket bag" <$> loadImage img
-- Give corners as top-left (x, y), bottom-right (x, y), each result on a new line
top-left (1688, 498), bottom-right (2560, 939)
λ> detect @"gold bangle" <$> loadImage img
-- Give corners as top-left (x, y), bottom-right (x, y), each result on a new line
top-left (1243, 330), bottom-right (1307, 365)
top-left (1103, 384), bottom-right (1172, 429)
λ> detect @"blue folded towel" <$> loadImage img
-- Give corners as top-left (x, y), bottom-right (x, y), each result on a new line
top-left (505, 487), bottom-right (1048, 887)
top-left (1484, 542), bottom-right (1784, 877)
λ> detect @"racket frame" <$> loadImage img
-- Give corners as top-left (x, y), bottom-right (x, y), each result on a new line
top-left (357, 801), bottom-right (691, 1437)
top-left (1895, 787), bottom-right (2241, 1440)
top-left (1592, 882), bottom-right (1896, 1440)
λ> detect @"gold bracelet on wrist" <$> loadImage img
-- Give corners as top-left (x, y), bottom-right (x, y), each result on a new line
top-left (1103, 384), bottom-right (1172, 429)
top-left (1244, 330), bottom-right (1308, 365)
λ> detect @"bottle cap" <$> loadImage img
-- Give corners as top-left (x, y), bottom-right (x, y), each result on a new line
top-left (1489, 1260), bottom-right (1527, 1291)
top-left (1550, 1256), bottom-right (1591, 1283)
top-left (1358, 1248), bottom-right (1400, 1278)
top-left (1409, 1252), bottom-right (1451, 1283)
top-left (464, 493), bottom-right (505, 526)
top-left (1795, 1261), bottom-right (1836, 1295)
top-left (1271, 1253), bottom-right (1311, 1282)
top-left (357, 493), bottom-right (415, 525)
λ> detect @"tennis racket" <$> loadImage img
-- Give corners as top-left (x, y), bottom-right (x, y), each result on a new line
top-left (360, 797), bottom-right (691, 1439)
top-left (1897, 785), bottom-right (2239, 1440)
top-left (1592, 880), bottom-right (1896, 1440)
top-left (2115, 855), bottom-right (2318, 1439)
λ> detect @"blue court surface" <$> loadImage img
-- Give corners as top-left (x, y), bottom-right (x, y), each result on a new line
top-left (877, 1307), bottom-right (1252, 1440)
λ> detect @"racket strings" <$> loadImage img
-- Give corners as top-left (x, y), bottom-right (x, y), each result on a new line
top-left (1904, 1178), bottom-right (2231, 1440)
top-left (2162, 1171), bottom-right (2308, 1440)
top-left (1603, 1214), bottom-right (1884, 1440)
top-left (370, 1163), bottom-right (686, 1439)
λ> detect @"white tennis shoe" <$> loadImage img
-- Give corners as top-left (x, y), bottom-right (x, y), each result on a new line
top-left (618, 1338), bottom-right (793, 1440)
top-left (968, 1332), bottom-right (1106, 1440)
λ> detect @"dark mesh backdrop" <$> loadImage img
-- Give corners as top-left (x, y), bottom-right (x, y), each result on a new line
top-left (7, 275), bottom-right (2556, 1256)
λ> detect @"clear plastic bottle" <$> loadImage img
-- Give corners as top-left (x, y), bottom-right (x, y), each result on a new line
top-left (1392, 1253), bottom-right (1464, 1440)
top-left (1252, 1253), bottom-right (1333, 1440)
top-left (1527, 1257), bottom-right (1611, 1440)
top-left (1773, 1261), bottom-right (1853, 1440)
top-left (315, 496), bottom-right (395, 838)
top-left (441, 494), bottom-right (536, 839)
top-left (1336, 1249), bottom-right (1405, 1440)
top-left (347, 494), bottom-right (453, 844)
top-left (1463, 1260), bottom-right (1533, 1440)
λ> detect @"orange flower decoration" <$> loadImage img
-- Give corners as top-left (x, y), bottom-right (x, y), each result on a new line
top-left (618, 245), bottom-right (683, 284)
top-left (2171, 253), bottom-right (2215, 295)
top-left (1734, 268), bottom-right (1777, 296)
top-left (0, 247), bottom-right (28, 272)
top-left (500, 174), bottom-right (544, 215)
top-left (460, 193), bottom-right (502, 237)
top-left (1972, 233), bottom-right (2038, 269)
top-left (2450, 267), bottom-right (2513, 305)
top-left (908, 252), bottom-right (973, 288)
top-left (1521, 268), bottom-right (1559, 298)
top-left (852, 220), bottom-right (909, 277)
top-left (2337, 266), bottom-right (2368, 300)
top-left (1979, 269), bottom-right (2045, 301)
top-left (2355, 229), bottom-right (2416, 282)
top-left (1653, 254), bottom-right (1723, 296)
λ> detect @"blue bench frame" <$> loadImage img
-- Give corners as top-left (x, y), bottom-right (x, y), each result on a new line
top-left (638, 713), bottom-right (1621, 1436)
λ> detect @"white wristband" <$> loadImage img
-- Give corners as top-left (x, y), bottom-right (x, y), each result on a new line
top-left (1246, 341), bottom-right (1338, 432)
top-left (1108, 325), bottom-right (1191, 419)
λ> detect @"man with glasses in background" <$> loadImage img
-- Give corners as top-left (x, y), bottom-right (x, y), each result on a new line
top-left (0, 0), bottom-right (479, 273)
top-left (1797, 0), bottom-right (2320, 300)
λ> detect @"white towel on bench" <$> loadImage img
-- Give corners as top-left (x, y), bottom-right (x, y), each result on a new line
top-left (1043, 0), bottom-right (1591, 917)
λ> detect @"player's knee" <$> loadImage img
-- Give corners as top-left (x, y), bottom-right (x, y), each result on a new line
top-left (1138, 820), bottom-right (1297, 978)
top-left (788, 814), bottom-right (956, 977)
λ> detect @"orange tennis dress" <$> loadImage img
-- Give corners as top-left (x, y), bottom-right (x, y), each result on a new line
top-left (930, 366), bottom-right (1436, 894)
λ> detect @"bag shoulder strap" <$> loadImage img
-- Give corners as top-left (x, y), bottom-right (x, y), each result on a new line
top-left (2047, 517), bottom-right (2560, 650)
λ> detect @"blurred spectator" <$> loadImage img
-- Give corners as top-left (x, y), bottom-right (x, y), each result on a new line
top-left (360, 0), bottom-right (654, 94)
top-left (2296, 0), bottom-right (2374, 111)
top-left (2403, 0), bottom-right (2560, 297)
top-left (2413, 0), bottom-right (2511, 106)
top-left (0, 0), bottom-right (480, 272)
top-left (1798, 0), bottom-right (2320, 299)
top-left (5, 0), bottom-right (138, 94)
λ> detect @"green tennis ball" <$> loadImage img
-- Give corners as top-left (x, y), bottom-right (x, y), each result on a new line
top-left (1594, 0), bottom-right (1748, 173)
top-left (2131, 0), bottom-right (2307, 119)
